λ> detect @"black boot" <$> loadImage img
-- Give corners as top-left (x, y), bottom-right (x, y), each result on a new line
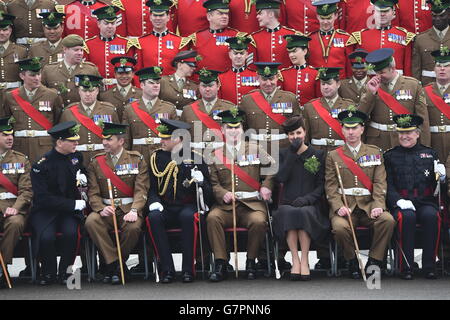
top-left (365, 257), bottom-right (383, 279)
top-left (314, 258), bottom-right (331, 270)
top-left (245, 259), bottom-right (257, 280)
top-left (400, 268), bottom-right (414, 280)
top-left (0, 267), bottom-right (10, 288)
top-left (161, 270), bottom-right (175, 283)
top-left (348, 258), bottom-right (361, 279)
top-left (209, 259), bottom-right (228, 282)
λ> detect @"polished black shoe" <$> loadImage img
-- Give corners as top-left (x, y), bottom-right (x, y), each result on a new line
top-left (245, 259), bottom-right (257, 280)
top-left (111, 274), bottom-right (121, 285)
top-left (365, 257), bottom-right (383, 278)
top-left (289, 273), bottom-right (301, 281)
top-left (300, 274), bottom-right (311, 281)
top-left (400, 269), bottom-right (414, 280)
top-left (278, 259), bottom-right (292, 272)
top-left (39, 274), bottom-right (55, 286)
top-left (58, 273), bottom-right (72, 285)
top-left (209, 259), bottom-right (228, 282)
top-left (181, 271), bottom-right (194, 283)
top-left (314, 258), bottom-right (331, 270)
top-left (348, 259), bottom-right (361, 279)
top-left (161, 271), bottom-right (175, 284)
top-left (0, 268), bottom-right (10, 288)
top-left (19, 266), bottom-right (32, 278)
top-left (424, 269), bottom-right (437, 280)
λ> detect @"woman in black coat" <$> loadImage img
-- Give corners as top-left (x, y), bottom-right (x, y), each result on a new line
top-left (273, 116), bottom-right (329, 280)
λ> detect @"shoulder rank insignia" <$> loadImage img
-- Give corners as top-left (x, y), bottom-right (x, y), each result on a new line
top-left (126, 37), bottom-right (141, 51)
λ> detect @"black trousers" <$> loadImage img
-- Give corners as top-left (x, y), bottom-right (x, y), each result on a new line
top-left (393, 205), bottom-right (441, 272)
top-left (39, 214), bottom-right (80, 276)
top-left (147, 204), bottom-right (197, 274)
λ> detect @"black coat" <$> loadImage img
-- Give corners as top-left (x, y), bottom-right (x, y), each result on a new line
top-left (29, 148), bottom-right (85, 255)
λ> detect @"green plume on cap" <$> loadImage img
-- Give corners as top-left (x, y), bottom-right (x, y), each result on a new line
top-left (304, 155), bottom-right (320, 175)
top-left (366, 63), bottom-right (375, 72)
top-left (251, 0), bottom-right (256, 5)
top-left (322, 4), bottom-right (329, 11)
top-left (285, 35), bottom-right (293, 42)
top-left (195, 55), bottom-right (203, 62)
top-left (440, 46), bottom-right (450, 56)
top-left (347, 105), bottom-right (357, 112)
top-left (119, 58), bottom-right (128, 66)
top-left (31, 57), bottom-right (41, 65)
top-left (263, 66), bottom-right (271, 76)
top-left (106, 6), bottom-right (115, 15)
top-left (80, 76), bottom-right (93, 88)
top-left (397, 115), bottom-right (412, 127)
top-left (230, 106), bottom-right (238, 118)
top-left (199, 68), bottom-right (211, 77)
top-left (318, 67), bottom-right (327, 77)
top-left (47, 12), bottom-right (56, 21)
top-left (96, 118), bottom-right (104, 128)
top-left (154, 0), bottom-right (162, 4)
top-left (157, 124), bottom-right (168, 133)
top-left (433, 0), bottom-right (442, 5)
top-left (154, 66), bottom-right (162, 75)
top-left (8, 117), bottom-right (15, 125)
top-left (355, 56), bottom-right (363, 63)
top-left (58, 83), bottom-right (68, 94)
top-left (69, 124), bottom-right (81, 135)
top-left (223, 0), bottom-right (229, 3)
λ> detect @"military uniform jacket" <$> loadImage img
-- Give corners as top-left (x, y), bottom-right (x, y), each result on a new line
top-left (41, 60), bottom-right (100, 106)
top-left (190, 27), bottom-right (246, 74)
top-left (358, 75), bottom-right (431, 151)
top-left (398, 0), bottom-right (432, 35)
top-left (423, 82), bottom-right (450, 162)
top-left (308, 29), bottom-right (356, 79)
top-left (122, 98), bottom-right (177, 161)
top-left (2, 85), bottom-right (63, 163)
top-left (283, 0), bottom-right (321, 35)
top-left (87, 150), bottom-right (149, 216)
top-left (208, 141), bottom-right (275, 213)
top-left (6, 0), bottom-right (56, 40)
top-left (181, 98), bottom-right (235, 143)
top-left (0, 150), bottom-right (32, 216)
top-left (159, 74), bottom-right (199, 111)
top-left (28, 40), bottom-right (64, 66)
top-left (352, 26), bottom-right (415, 76)
top-left (325, 143), bottom-right (387, 218)
top-left (174, 0), bottom-right (208, 37)
top-left (338, 77), bottom-right (369, 104)
top-left (148, 148), bottom-right (213, 207)
top-left (280, 65), bottom-right (320, 106)
top-left (0, 42), bottom-right (28, 84)
top-left (99, 85), bottom-right (142, 121)
top-left (412, 27), bottom-right (450, 86)
top-left (228, 0), bottom-right (259, 34)
top-left (137, 31), bottom-right (188, 75)
top-left (446, 153), bottom-right (450, 199)
top-left (218, 67), bottom-right (259, 105)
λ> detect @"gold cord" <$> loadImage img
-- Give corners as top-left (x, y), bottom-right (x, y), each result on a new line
top-left (150, 152), bottom-right (179, 199)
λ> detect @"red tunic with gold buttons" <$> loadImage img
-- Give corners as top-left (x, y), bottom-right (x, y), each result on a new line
top-left (307, 29), bottom-right (355, 79)
top-left (137, 31), bottom-right (189, 75)
top-left (250, 25), bottom-right (298, 69)
top-left (280, 64), bottom-right (320, 106)
top-left (62, 0), bottom-right (128, 39)
top-left (174, 0), bottom-right (208, 37)
top-left (218, 66), bottom-right (259, 105)
top-left (352, 26), bottom-right (415, 76)
top-left (398, 0), bottom-right (432, 35)
top-left (228, 0), bottom-right (259, 34)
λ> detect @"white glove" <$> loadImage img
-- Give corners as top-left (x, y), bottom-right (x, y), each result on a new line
top-left (191, 168), bottom-right (204, 184)
top-left (434, 161), bottom-right (446, 182)
top-left (76, 169), bottom-right (87, 185)
top-left (75, 200), bottom-right (86, 211)
top-left (396, 199), bottom-right (416, 211)
top-left (149, 202), bottom-right (164, 212)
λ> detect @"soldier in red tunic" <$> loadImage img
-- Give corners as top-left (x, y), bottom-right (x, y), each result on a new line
top-left (218, 36), bottom-right (259, 104)
top-left (228, 0), bottom-right (260, 34)
top-left (398, 0), bottom-right (433, 35)
top-left (280, 34), bottom-right (320, 107)
top-left (174, 0), bottom-right (209, 37)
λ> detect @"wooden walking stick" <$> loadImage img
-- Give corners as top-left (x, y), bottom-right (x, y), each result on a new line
top-left (107, 179), bottom-right (126, 285)
top-left (0, 251), bottom-right (11, 289)
top-left (231, 153), bottom-right (239, 279)
top-left (334, 162), bottom-right (367, 282)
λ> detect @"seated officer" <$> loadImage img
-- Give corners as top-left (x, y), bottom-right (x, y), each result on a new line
top-left (147, 119), bottom-right (212, 283)
top-left (325, 108), bottom-right (395, 279)
top-left (206, 108), bottom-right (275, 281)
top-left (384, 114), bottom-right (446, 280)
top-left (0, 117), bottom-right (32, 288)
top-left (85, 122), bottom-right (150, 285)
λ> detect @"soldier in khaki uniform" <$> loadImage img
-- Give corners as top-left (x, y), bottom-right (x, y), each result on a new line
top-left (0, 13), bottom-right (28, 92)
top-left (85, 122), bottom-right (149, 285)
top-left (181, 69), bottom-right (235, 150)
top-left (207, 108), bottom-right (275, 282)
top-left (41, 34), bottom-right (101, 107)
top-left (59, 74), bottom-right (119, 168)
top-left (28, 12), bottom-right (65, 66)
top-left (338, 49), bottom-right (369, 104)
top-left (412, 1), bottom-right (450, 86)
top-left (159, 50), bottom-right (200, 114)
top-left (0, 117), bottom-right (32, 288)
top-left (359, 48), bottom-right (431, 152)
top-left (239, 62), bottom-right (300, 153)
top-left (122, 66), bottom-right (177, 164)
top-left (6, 0), bottom-right (56, 46)
top-left (325, 109), bottom-right (395, 279)
top-left (99, 56), bottom-right (142, 122)
top-left (2, 57), bottom-right (63, 163)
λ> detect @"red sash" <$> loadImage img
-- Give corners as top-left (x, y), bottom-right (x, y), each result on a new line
top-left (424, 85), bottom-right (450, 121)
top-left (69, 105), bottom-right (103, 138)
top-left (248, 91), bottom-right (288, 125)
top-left (96, 155), bottom-right (134, 197)
top-left (191, 101), bottom-right (223, 139)
top-left (11, 89), bottom-right (53, 130)
top-left (0, 172), bottom-right (18, 196)
top-left (336, 147), bottom-right (373, 193)
top-left (377, 88), bottom-right (412, 115)
top-left (131, 101), bottom-right (159, 135)
top-left (214, 149), bottom-right (261, 191)
top-left (311, 99), bottom-right (345, 140)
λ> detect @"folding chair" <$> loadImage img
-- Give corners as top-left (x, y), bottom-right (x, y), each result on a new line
top-left (0, 231), bottom-right (34, 281)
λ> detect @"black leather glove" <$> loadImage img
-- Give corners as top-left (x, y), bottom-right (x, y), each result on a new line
top-left (292, 196), bottom-right (308, 207)
top-left (289, 138), bottom-right (303, 153)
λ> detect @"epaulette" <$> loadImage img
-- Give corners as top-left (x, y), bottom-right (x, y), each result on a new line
top-left (405, 31), bottom-right (416, 45)
top-left (179, 36), bottom-right (191, 49)
top-left (128, 150), bottom-right (144, 159)
top-left (219, 99), bottom-right (236, 107)
top-left (37, 156), bottom-right (47, 165)
top-left (366, 144), bottom-right (383, 153)
top-left (188, 33), bottom-right (197, 46)
top-left (349, 31), bottom-right (361, 45)
top-left (55, 4), bottom-right (65, 13)
top-left (402, 75), bottom-right (420, 83)
top-left (111, 0), bottom-right (125, 10)
top-left (394, 26), bottom-right (408, 34)
top-left (283, 26), bottom-right (301, 34)
top-left (341, 97), bottom-right (355, 103)
top-left (11, 150), bottom-right (27, 159)
top-left (99, 100), bottom-right (116, 108)
top-left (81, 60), bottom-right (96, 67)
top-left (277, 70), bottom-right (284, 82)
top-left (247, 34), bottom-right (257, 48)
top-left (83, 37), bottom-right (96, 54)
top-left (280, 66), bottom-right (293, 72)
top-left (47, 61), bottom-right (59, 66)
top-left (92, 152), bottom-right (106, 161)
top-left (171, 0), bottom-right (178, 8)
top-left (336, 29), bottom-right (350, 36)
top-left (250, 28), bottom-right (264, 35)
top-left (122, 36), bottom-right (141, 51)
top-left (85, 35), bottom-right (97, 42)
top-left (236, 31), bottom-right (248, 38)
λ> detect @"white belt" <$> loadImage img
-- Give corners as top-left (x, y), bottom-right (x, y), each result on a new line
top-left (311, 138), bottom-right (345, 146)
top-left (190, 141), bottom-right (224, 149)
top-left (430, 125), bottom-right (450, 133)
top-left (369, 121), bottom-right (397, 132)
top-left (250, 133), bottom-right (287, 141)
top-left (133, 137), bottom-right (161, 145)
top-left (14, 130), bottom-right (49, 137)
top-left (338, 188), bottom-right (371, 196)
top-left (0, 81), bottom-right (21, 89)
top-left (103, 78), bottom-right (117, 86)
top-left (103, 197), bottom-right (134, 206)
top-left (422, 70), bottom-right (436, 78)
top-left (235, 191), bottom-right (260, 200)
top-left (0, 192), bottom-right (17, 200)
top-left (16, 37), bottom-right (46, 45)
top-left (76, 144), bottom-right (104, 151)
